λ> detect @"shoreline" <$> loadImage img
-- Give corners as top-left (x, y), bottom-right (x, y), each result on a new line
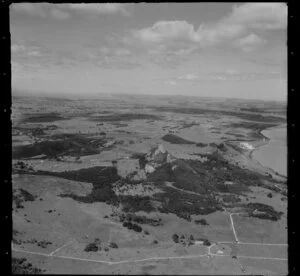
top-left (249, 124), bottom-right (287, 178)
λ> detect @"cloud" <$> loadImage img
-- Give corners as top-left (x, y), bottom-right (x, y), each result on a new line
top-left (11, 3), bottom-right (131, 19)
top-left (11, 42), bottom-right (49, 58)
top-left (149, 53), bottom-right (189, 69)
top-left (27, 50), bottom-right (42, 57)
top-left (115, 48), bottom-right (131, 56)
top-left (97, 57), bottom-right (141, 70)
top-left (50, 9), bottom-right (70, 20)
top-left (234, 33), bottom-right (266, 52)
top-left (11, 61), bottom-right (24, 73)
top-left (147, 40), bottom-right (198, 56)
top-left (11, 40), bottom-right (80, 72)
top-left (11, 44), bottom-right (26, 53)
top-left (228, 3), bottom-right (287, 29)
top-left (133, 21), bottom-right (198, 43)
top-left (96, 47), bottom-right (131, 57)
top-left (67, 4), bottom-right (131, 16)
top-left (165, 80), bottom-right (177, 86)
top-left (206, 70), bottom-right (282, 81)
top-left (145, 41), bottom-right (195, 69)
top-left (164, 69), bottom-right (283, 84)
top-left (132, 3), bottom-right (286, 50)
top-left (11, 40), bottom-right (135, 71)
top-left (11, 3), bottom-right (47, 18)
top-left (132, 18), bottom-right (249, 47)
top-left (77, 46), bottom-right (139, 70)
top-left (178, 74), bottom-right (199, 80)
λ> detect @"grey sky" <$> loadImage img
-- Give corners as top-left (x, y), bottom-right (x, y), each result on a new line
top-left (10, 3), bottom-right (287, 100)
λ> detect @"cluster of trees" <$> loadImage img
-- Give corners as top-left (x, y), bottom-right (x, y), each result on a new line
top-left (84, 242), bottom-right (98, 252)
top-left (122, 221), bottom-right (142, 232)
top-left (247, 202), bottom-right (283, 221)
top-left (40, 166), bottom-right (121, 205)
top-left (12, 257), bottom-right (45, 274)
top-left (197, 238), bottom-right (211, 246)
top-left (120, 195), bottom-right (155, 213)
top-left (23, 113), bottom-right (64, 123)
top-left (14, 161), bottom-right (34, 171)
top-left (119, 213), bottom-right (162, 226)
top-left (172, 234), bottom-right (195, 246)
top-left (37, 240), bottom-right (52, 248)
top-left (13, 133), bottom-right (108, 159)
top-left (194, 219), bottom-right (209, 226)
top-left (109, 242), bottom-right (118, 249)
top-left (172, 234), bottom-right (179, 243)
top-left (161, 134), bottom-right (194, 145)
top-left (155, 186), bottom-right (221, 221)
top-left (13, 188), bottom-right (37, 210)
top-left (19, 188), bottom-right (36, 202)
top-left (84, 239), bottom-right (118, 252)
top-left (90, 113), bottom-right (161, 122)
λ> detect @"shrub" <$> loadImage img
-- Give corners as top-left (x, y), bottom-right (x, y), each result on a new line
top-left (19, 189), bottom-right (36, 202)
top-left (124, 214), bottom-right (162, 226)
top-left (84, 243), bottom-right (98, 252)
top-left (123, 222), bottom-right (142, 232)
top-left (12, 257), bottom-right (45, 274)
top-left (194, 219), bottom-right (209, 226)
top-left (202, 239), bottom-right (211, 246)
top-left (172, 234), bottom-right (179, 243)
top-left (109, 242), bottom-right (118, 249)
top-left (37, 240), bottom-right (52, 248)
top-left (132, 223), bottom-right (142, 232)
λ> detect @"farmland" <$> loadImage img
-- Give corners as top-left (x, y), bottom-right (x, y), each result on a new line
top-left (12, 94), bottom-right (287, 274)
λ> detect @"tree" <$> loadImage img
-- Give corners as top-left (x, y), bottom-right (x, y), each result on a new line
top-left (172, 234), bottom-right (179, 243)
top-left (109, 242), bottom-right (118, 249)
top-left (84, 243), bottom-right (98, 252)
top-left (203, 239), bottom-right (211, 246)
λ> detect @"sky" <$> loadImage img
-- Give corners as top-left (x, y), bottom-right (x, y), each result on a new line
top-left (10, 3), bottom-right (287, 101)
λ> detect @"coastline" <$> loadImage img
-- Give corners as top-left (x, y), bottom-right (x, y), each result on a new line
top-left (249, 123), bottom-right (287, 178)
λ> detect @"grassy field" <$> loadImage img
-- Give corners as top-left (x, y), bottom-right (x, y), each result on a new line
top-left (152, 106), bottom-right (286, 123)
top-left (233, 215), bottom-right (287, 244)
top-left (11, 95), bottom-right (287, 275)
